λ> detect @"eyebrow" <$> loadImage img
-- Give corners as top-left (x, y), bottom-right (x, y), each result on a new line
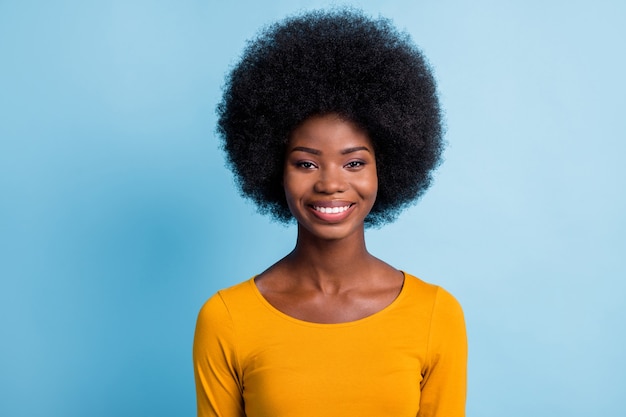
top-left (289, 146), bottom-right (371, 155)
top-left (341, 146), bottom-right (371, 155)
top-left (290, 146), bottom-right (321, 155)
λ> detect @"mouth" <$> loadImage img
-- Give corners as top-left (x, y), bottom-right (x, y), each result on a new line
top-left (311, 204), bottom-right (353, 214)
top-left (307, 202), bottom-right (356, 223)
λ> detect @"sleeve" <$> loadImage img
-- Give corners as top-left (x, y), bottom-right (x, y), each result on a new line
top-left (418, 287), bottom-right (468, 417)
top-left (193, 293), bottom-right (245, 417)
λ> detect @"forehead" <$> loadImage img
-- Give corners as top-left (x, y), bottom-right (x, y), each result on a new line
top-left (288, 114), bottom-right (373, 151)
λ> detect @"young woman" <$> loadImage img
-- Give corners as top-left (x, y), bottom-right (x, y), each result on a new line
top-left (194, 9), bottom-right (467, 417)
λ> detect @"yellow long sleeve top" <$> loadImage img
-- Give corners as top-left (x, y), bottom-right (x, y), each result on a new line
top-left (193, 273), bottom-right (467, 417)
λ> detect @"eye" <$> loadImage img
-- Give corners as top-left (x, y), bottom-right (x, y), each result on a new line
top-left (295, 161), bottom-right (317, 169)
top-left (344, 160), bottom-right (365, 169)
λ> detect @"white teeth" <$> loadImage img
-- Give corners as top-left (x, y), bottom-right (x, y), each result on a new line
top-left (314, 205), bottom-right (350, 214)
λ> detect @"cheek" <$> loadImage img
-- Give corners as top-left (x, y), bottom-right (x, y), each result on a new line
top-left (282, 172), bottom-right (304, 207)
top-left (360, 170), bottom-right (379, 200)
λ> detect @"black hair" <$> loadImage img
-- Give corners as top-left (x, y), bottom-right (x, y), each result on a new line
top-left (217, 8), bottom-right (444, 226)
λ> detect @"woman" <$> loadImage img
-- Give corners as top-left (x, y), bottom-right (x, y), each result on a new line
top-left (194, 9), bottom-right (467, 417)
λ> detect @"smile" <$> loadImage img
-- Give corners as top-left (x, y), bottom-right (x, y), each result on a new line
top-left (312, 205), bottom-right (352, 214)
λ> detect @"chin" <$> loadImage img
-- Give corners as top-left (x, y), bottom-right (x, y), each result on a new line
top-left (298, 219), bottom-right (365, 242)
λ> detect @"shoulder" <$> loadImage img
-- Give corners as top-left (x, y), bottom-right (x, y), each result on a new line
top-left (401, 272), bottom-right (465, 320)
top-left (196, 278), bottom-right (258, 325)
top-left (401, 273), bottom-right (466, 362)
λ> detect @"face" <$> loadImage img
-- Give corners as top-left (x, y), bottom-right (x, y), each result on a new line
top-left (283, 114), bottom-right (378, 241)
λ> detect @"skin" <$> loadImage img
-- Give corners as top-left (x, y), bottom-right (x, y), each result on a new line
top-left (255, 114), bottom-right (404, 324)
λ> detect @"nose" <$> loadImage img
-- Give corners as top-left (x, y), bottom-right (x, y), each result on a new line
top-left (314, 167), bottom-right (347, 194)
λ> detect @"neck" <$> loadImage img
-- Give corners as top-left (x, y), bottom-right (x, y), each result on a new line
top-left (285, 225), bottom-right (375, 292)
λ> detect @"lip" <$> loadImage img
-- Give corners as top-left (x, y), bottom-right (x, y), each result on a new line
top-left (308, 201), bottom-right (355, 223)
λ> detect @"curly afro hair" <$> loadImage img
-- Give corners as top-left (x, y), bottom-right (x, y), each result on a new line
top-left (217, 8), bottom-right (444, 226)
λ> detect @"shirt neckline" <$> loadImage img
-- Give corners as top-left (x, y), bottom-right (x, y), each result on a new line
top-left (248, 271), bottom-right (409, 328)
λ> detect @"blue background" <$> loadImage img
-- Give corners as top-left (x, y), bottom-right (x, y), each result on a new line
top-left (1, 0), bottom-right (624, 416)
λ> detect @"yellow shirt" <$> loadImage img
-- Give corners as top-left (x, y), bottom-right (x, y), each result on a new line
top-left (193, 273), bottom-right (467, 417)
